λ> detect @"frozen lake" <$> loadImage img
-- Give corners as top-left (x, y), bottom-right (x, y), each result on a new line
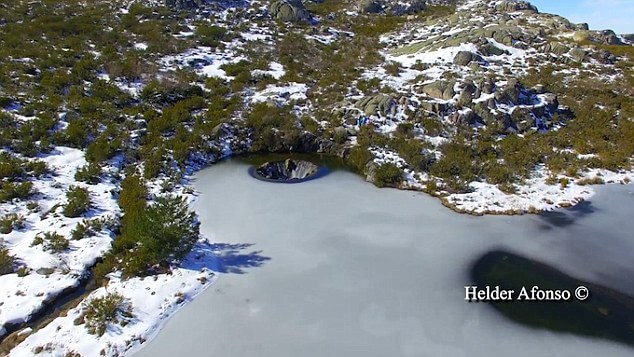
top-left (135, 159), bottom-right (634, 356)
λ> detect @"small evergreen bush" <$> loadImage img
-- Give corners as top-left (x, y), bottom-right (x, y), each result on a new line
top-left (0, 242), bottom-right (15, 275)
top-left (63, 186), bottom-right (91, 218)
top-left (32, 231), bottom-right (69, 253)
top-left (83, 293), bottom-right (133, 336)
top-left (373, 163), bottom-right (404, 188)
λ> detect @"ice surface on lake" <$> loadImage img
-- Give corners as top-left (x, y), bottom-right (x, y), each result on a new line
top-left (135, 160), bottom-right (634, 357)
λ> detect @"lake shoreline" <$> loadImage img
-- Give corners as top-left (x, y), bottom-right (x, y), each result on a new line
top-left (7, 156), bottom-right (634, 356)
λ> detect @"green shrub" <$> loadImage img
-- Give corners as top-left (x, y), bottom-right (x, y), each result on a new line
top-left (390, 138), bottom-right (434, 171)
top-left (195, 24), bottom-right (229, 47)
top-left (333, 128), bottom-right (348, 144)
top-left (395, 123), bottom-right (415, 138)
top-left (484, 164), bottom-right (516, 185)
top-left (373, 163), bottom-right (403, 188)
top-left (32, 231), bottom-right (69, 253)
top-left (0, 242), bottom-right (15, 275)
top-left (26, 201), bottom-right (40, 212)
top-left (71, 221), bottom-right (89, 241)
top-left (0, 181), bottom-right (34, 202)
top-left (71, 219), bottom-right (104, 240)
top-left (220, 60), bottom-right (252, 77)
top-left (86, 138), bottom-right (118, 163)
top-left (559, 177), bottom-right (570, 189)
top-left (63, 186), bottom-right (91, 218)
top-left (83, 293), bottom-right (133, 336)
top-left (384, 61), bottom-right (402, 76)
top-left (345, 146), bottom-right (373, 173)
top-left (245, 103), bottom-right (297, 152)
top-left (430, 142), bottom-right (476, 183)
top-left (0, 213), bottom-right (26, 234)
top-left (498, 183), bottom-right (518, 194)
top-left (56, 120), bottom-right (89, 149)
top-left (75, 163), bottom-right (102, 184)
top-left (545, 175), bottom-right (558, 185)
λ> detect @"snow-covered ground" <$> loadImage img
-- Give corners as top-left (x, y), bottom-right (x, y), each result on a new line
top-left (10, 242), bottom-right (217, 357)
top-left (1, 147), bottom-right (118, 337)
top-left (445, 167), bottom-right (634, 215)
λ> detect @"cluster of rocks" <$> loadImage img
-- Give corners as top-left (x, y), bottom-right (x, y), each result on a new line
top-left (164, 0), bottom-right (209, 11)
top-left (357, 0), bottom-right (427, 16)
top-left (336, 74), bottom-right (564, 134)
top-left (266, 0), bottom-right (428, 22)
top-left (334, 94), bottom-right (412, 124)
top-left (572, 29), bottom-right (623, 45)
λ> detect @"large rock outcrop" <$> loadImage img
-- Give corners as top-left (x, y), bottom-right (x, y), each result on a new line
top-left (453, 51), bottom-right (483, 66)
top-left (355, 94), bottom-right (398, 116)
top-left (495, 1), bottom-right (538, 13)
top-left (421, 81), bottom-right (456, 100)
top-left (269, 0), bottom-right (311, 22)
top-left (386, 0), bottom-right (426, 16)
top-left (357, 0), bottom-right (383, 13)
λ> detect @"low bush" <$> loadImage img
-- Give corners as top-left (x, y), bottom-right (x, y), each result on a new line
top-left (576, 176), bottom-right (605, 186)
top-left (384, 61), bottom-right (402, 76)
top-left (71, 219), bottom-right (105, 240)
top-left (0, 181), bottom-right (34, 202)
top-left (111, 194), bottom-right (199, 277)
top-left (0, 242), bottom-right (15, 275)
top-left (32, 231), bottom-right (69, 253)
top-left (0, 213), bottom-right (26, 234)
top-left (373, 163), bottom-right (404, 188)
top-left (345, 146), bottom-right (373, 173)
top-left (75, 163), bottom-right (102, 184)
top-left (83, 293), bottom-right (133, 336)
top-left (63, 186), bottom-right (91, 218)
top-left (195, 24), bottom-right (229, 47)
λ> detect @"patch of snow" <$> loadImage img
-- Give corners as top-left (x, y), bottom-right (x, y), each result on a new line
top-left (251, 83), bottom-right (308, 104)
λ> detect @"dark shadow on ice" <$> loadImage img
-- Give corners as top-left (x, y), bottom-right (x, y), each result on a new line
top-left (470, 250), bottom-right (634, 347)
top-left (568, 200), bottom-right (596, 215)
top-left (539, 210), bottom-right (575, 227)
top-left (538, 200), bottom-right (597, 228)
top-left (182, 241), bottom-right (271, 274)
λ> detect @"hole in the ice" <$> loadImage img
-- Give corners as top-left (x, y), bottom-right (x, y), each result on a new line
top-left (249, 159), bottom-right (326, 183)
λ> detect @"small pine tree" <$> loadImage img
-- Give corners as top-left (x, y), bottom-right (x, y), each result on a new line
top-left (121, 196), bottom-right (199, 276)
top-left (63, 186), bottom-right (91, 218)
